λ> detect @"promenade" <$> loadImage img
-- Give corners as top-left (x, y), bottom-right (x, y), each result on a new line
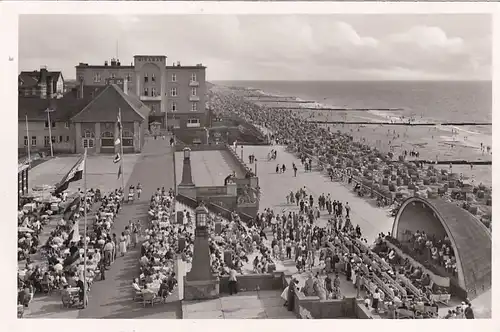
top-left (174, 149), bottom-right (245, 187)
top-left (242, 145), bottom-right (394, 243)
top-left (25, 137), bottom-right (180, 319)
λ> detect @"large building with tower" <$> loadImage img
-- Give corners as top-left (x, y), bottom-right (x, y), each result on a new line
top-left (75, 55), bottom-right (208, 131)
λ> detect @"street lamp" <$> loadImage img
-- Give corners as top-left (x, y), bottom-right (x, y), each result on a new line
top-left (183, 147), bottom-right (191, 160)
top-left (195, 203), bottom-right (208, 229)
top-left (45, 108), bottom-right (54, 157)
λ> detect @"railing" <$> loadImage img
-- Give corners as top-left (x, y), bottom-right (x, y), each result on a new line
top-left (189, 81), bottom-right (199, 87)
top-left (189, 95), bottom-right (200, 102)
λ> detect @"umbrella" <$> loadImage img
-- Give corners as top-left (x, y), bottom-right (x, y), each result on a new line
top-left (54, 263), bottom-right (63, 272)
top-left (18, 226), bottom-right (34, 233)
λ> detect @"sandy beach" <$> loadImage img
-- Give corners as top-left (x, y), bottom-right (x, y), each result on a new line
top-left (237, 87), bottom-right (492, 187)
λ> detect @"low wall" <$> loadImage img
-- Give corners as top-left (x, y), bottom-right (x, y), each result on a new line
top-left (219, 273), bottom-right (283, 294)
top-left (294, 294), bottom-right (358, 319)
top-left (384, 240), bottom-right (451, 288)
top-left (174, 144), bottom-right (226, 152)
top-left (196, 186), bottom-right (228, 196)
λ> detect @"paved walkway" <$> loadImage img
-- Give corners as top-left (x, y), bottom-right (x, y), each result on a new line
top-left (243, 145), bottom-right (394, 243)
top-left (182, 290), bottom-right (295, 319)
top-left (77, 137), bottom-right (178, 318)
top-left (28, 154), bottom-right (139, 193)
top-left (174, 149), bottom-right (244, 187)
top-left (25, 137), bottom-right (178, 319)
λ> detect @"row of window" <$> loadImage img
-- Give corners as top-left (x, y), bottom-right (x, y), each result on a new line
top-left (144, 87), bottom-right (198, 98)
top-left (44, 121), bottom-right (70, 129)
top-left (93, 72), bottom-right (198, 84)
top-left (24, 135), bottom-right (70, 147)
top-left (149, 101), bottom-right (199, 112)
top-left (82, 138), bottom-right (133, 148)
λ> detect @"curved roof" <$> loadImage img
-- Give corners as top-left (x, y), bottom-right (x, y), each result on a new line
top-left (393, 197), bottom-right (491, 296)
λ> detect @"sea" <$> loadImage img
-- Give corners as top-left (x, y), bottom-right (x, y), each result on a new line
top-left (217, 80), bottom-right (492, 136)
top-left (217, 80), bottom-right (492, 185)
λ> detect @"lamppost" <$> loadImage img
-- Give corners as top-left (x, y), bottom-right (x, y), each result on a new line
top-left (45, 108), bottom-right (54, 157)
top-left (184, 202), bottom-right (219, 300)
top-left (255, 158), bottom-right (258, 176)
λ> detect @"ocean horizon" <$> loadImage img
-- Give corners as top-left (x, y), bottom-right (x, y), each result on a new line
top-left (215, 80), bottom-right (492, 129)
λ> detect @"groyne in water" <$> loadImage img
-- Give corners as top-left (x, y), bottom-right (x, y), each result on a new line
top-left (416, 160), bottom-right (491, 165)
top-left (267, 106), bottom-right (404, 111)
top-left (309, 120), bottom-right (492, 126)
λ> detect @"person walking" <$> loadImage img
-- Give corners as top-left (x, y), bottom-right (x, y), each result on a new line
top-left (228, 268), bottom-right (238, 295)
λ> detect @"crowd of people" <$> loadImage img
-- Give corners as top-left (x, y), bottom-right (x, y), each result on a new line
top-left (210, 88), bottom-right (479, 319)
top-left (17, 187), bottom-right (125, 316)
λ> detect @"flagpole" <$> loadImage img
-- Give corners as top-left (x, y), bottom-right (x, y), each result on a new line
top-left (25, 114), bottom-right (31, 166)
top-left (119, 108), bottom-right (125, 191)
top-left (83, 148), bottom-right (88, 308)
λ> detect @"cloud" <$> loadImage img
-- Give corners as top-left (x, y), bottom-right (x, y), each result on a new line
top-left (18, 14), bottom-right (491, 81)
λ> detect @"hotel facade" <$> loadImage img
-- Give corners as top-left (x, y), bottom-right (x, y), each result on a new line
top-left (75, 55), bottom-right (208, 130)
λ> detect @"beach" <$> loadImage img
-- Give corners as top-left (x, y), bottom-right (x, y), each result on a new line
top-left (218, 81), bottom-right (492, 187)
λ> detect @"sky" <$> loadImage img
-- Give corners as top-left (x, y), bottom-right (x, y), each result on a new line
top-left (19, 14), bottom-right (492, 81)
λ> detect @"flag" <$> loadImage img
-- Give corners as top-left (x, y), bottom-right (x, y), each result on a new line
top-left (68, 220), bottom-right (80, 244)
top-left (55, 155), bottom-right (85, 194)
top-left (117, 108), bottom-right (122, 132)
top-left (113, 153), bottom-right (121, 164)
top-left (114, 138), bottom-right (121, 146)
top-left (117, 165), bottom-right (122, 179)
top-left (63, 195), bottom-right (81, 220)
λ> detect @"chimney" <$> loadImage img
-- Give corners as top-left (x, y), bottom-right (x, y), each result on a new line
top-left (105, 61), bottom-right (108, 66)
top-left (123, 78), bottom-right (128, 95)
top-left (78, 76), bottom-right (84, 99)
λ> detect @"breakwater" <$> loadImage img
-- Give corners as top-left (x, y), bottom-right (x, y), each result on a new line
top-left (309, 120), bottom-right (492, 126)
top-left (267, 106), bottom-right (404, 111)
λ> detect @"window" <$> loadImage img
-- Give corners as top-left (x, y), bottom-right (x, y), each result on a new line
top-left (44, 136), bottom-right (50, 147)
top-left (126, 74), bottom-right (132, 82)
top-left (101, 131), bottom-right (114, 147)
top-left (58, 136), bottom-right (63, 143)
top-left (150, 104), bottom-right (157, 113)
top-left (45, 121), bottom-right (56, 128)
top-left (51, 136), bottom-right (56, 143)
top-left (191, 87), bottom-right (197, 96)
top-left (83, 138), bottom-right (94, 148)
top-left (93, 72), bottom-right (101, 83)
top-left (65, 136), bottom-right (70, 142)
top-left (191, 73), bottom-right (197, 82)
top-left (31, 136), bottom-right (37, 146)
top-left (151, 87), bottom-right (157, 96)
top-left (171, 74), bottom-right (177, 82)
top-left (170, 87), bottom-right (177, 97)
top-left (171, 101), bottom-right (177, 112)
top-left (144, 74), bottom-right (148, 83)
top-left (143, 88), bottom-right (149, 96)
top-left (191, 102), bottom-right (198, 111)
top-left (110, 73), bottom-right (116, 79)
top-left (24, 136), bottom-right (28, 146)
top-left (122, 130), bottom-right (134, 147)
top-left (82, 130), bottom-right (95, 149)
top-left (151, 73), bottom-right (156, 82)
top-left (64, 122), bottom-right (69, 129)
top-left (187, 118), bottom-right (200, 127)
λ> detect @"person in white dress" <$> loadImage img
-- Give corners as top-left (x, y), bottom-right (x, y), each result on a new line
top-left (119, 232), bottom-right (127, 256)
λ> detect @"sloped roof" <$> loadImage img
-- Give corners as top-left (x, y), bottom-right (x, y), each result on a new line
top-left (394, 197), bottom-right (491, 296)
top-left (19, 70), bottom-right (63, 87)
top-left (18, 73), bottom-right (39, 88)
top-left (71, 84), bottom-right (149, 123)
top-left (18, 87), bottom-right (104, 122)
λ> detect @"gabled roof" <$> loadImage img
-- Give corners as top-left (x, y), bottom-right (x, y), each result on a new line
top-left (71, 84), bottom-right (150, 123)
top-left (18, 73), bottom-right (39, 88)
top-left (19, 70), bottom-right (64, 88)
top-left (19, 87), bottom-right (104, 122)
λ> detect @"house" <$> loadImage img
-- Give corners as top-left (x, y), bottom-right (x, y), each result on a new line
top-left (18, 67), bottom-right (65, 99)
top-left (18, 79), bottom-right (150, 155)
